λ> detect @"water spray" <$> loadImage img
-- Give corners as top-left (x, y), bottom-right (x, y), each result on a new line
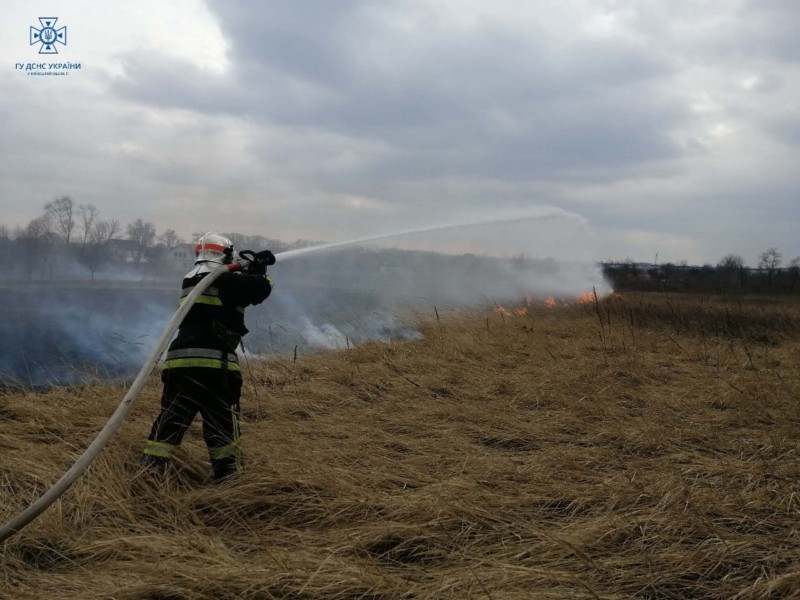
top-left (277, 206), bottom-right (587, 260)
top-left (0, 209), bottom-right (588, 542)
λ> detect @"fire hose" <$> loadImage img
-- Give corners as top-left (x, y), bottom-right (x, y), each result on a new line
top-left (0, 255), bottom-right (266, 543)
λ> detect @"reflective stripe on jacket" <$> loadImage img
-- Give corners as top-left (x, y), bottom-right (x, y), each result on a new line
top-left (178, 284), bottom-right (248, 313)
top-left (165, 270), bottom-right (272, 370)
top-left (164, 348), bottom-right (241, 371)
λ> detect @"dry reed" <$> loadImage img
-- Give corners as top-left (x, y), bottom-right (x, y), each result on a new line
top-left (1, 292), bottom-right (799, 599)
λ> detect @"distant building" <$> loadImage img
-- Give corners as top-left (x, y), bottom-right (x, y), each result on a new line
top-left (165, 243), bottom-right (196, 272)
top-left (107, 239), bottom-right (142, 263)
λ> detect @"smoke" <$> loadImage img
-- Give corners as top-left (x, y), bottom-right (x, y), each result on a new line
top-left (243, 289), bottom-right (421, 356)
top-left (240, 208), bottom-right (609, 357)
top-left (0, 284), bottom-right (174, 388)
top-left (0, 209), bottom-right (610, 387)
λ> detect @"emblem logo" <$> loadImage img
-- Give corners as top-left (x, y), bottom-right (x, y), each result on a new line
top-left (30, 18), bottom-right (67, 54)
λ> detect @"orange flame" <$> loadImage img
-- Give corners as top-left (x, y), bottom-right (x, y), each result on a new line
top-left (494, 305), bottom-right (515, 317)
top-left (494, 292), bottom-right (596, 316)
top-left (494, 304), bottom-right (529, 317)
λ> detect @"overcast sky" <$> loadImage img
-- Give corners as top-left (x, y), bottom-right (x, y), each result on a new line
top-left (1, 0), bottom-right (798, 265)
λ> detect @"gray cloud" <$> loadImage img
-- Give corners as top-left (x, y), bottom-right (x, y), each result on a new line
top-left (739, 1), bottom-right (800, 62)
top-left (109, 0), bottom-right (688, 204)
top-left (1, 0), bottom-right (798, 265)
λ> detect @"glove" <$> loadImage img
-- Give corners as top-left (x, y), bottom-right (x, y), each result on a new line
top-left (238, 249), bottom-right (274, 275)
top-left (246, 259), bottom-right (267, 276)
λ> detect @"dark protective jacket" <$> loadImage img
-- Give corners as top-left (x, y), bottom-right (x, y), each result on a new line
top-left (164, 268), bottom-right (272, 371)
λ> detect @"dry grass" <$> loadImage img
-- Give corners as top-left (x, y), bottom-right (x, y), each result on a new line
top-left (1, 292), bottom-right (799, 599)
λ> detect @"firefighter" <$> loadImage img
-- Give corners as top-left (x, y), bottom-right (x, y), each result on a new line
top-left (142, 232), bottom-right (273, 481)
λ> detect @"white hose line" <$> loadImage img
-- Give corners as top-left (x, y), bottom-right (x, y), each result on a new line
top-left (0, 263), bottom-right (232, 543)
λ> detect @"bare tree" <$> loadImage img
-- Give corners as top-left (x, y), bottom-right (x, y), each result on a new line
top-left (789, 257), bottom-right (800, 292)
top-left (0, 225), bottom-right (10, 275)
top-left (18, 216), bottom-right (55, 280)
top-left (718, 254), bottom-right (747, 288)
top-left (718, 254), bottom-right (745, 270)
top-left (44, 195), bottom-right (76, 244)
top-left (95, 219), bottom-right (121, 243)
top-left (126, 219), bottom-right (156, 265)
top-left (158, 228), bottom-right (184, 250)
top-left (758, 247), bottom-right (782, 287)
top-left (77, 203), bottom-right (99, 247)
top-left (83, 218), bottom-right (121, 279)
top-left (26, 216), bottom-right (57, 241)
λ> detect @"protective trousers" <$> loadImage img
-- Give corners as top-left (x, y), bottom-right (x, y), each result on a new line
top-left (143, 368), bottom-right (243, 481)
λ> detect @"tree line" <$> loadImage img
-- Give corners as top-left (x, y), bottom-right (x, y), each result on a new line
top-left (603, 249), bottom-right (800, 294)
top-left (2, 195), bottom-right (799, 295)
top-left (0, 196), bottom-right (306, 281)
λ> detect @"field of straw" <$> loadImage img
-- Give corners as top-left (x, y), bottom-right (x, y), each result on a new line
top-left (1, 293), bottom-right (799, 599)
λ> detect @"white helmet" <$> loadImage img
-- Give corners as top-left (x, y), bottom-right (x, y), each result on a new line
top-left (194, 232), bottom-right (234, 265)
